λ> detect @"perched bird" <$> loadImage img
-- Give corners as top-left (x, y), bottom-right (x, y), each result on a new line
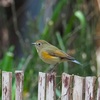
top-left (32, 40), bottom-right (82, 67)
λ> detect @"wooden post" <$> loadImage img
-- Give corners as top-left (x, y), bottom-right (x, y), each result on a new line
top-left (15, 70), bottom-right (24, 100)
top-left (97, 77), bottom-right (100, 100)
top-left (61, 73), bottom-right (72, 100)
top-left (46, 72), bottom-right (56, 100)
top-left (38, 72), bottom-right (46, 100)
top-left (2, 71), bottom-right (12, 100)
top-left (85, 76), bottom-right (96, 100)
top-left (73, 75), bottom-right (84, 100)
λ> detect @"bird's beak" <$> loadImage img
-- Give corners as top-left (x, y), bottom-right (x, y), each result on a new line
top-left (31, 42), bottom-right (36, 45)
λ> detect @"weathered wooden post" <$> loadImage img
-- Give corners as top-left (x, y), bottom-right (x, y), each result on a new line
top-left (73, 75), bottom-right (84, 100)
top-left (2, 71), bottom-right (12, 100)
top-left (61, 73), bottom-right (72, 100)
top-left (85, 76), bottom-right (96, 100)
top-left (97, 77), bottom-right (100, 100)
top-left (15, 70), bottom-right (24, 100)
top-left (46, 72), bottom-right (56, 100)
top-left (38, 72), bottom-right (46, 100)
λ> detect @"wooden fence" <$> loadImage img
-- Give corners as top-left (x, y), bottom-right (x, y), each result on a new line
top-left (38, 72), bottom-right (99, 100)
top-left (1, 71), bottom-right (24, 100)
top-left (1, 71), bottom-right (100, 100)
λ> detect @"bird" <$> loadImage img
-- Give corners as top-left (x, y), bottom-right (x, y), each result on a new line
top-left (32, 40), bottom-right (82, 68)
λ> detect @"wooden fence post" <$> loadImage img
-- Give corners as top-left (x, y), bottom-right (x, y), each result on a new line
top-left (2, 71), bottom-right (12, 100)
top-left (15, 70), bottom-right (24, 100)
top-left (61, 73), bottom-right (72, 100)
top-left (85, 76), bottom-right (96, 100)
top-left (97, 77), bottom-right (100, 100)
top-left (73, 75), bottom-right (84, 100)
top-left (46, 72), bottom-right (56, 100)
top-left (38, 72), bottom-right (46, 100)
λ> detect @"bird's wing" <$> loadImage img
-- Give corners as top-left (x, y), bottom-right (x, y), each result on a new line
top-left (44, 48), bottom-right (75, 61)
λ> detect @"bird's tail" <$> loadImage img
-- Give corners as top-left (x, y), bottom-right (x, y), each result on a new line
top-left (71, 59), bottom-right (82, 66)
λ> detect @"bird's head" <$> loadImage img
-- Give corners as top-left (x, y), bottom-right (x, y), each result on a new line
top-left (32, 40), bottom-right (49, 52)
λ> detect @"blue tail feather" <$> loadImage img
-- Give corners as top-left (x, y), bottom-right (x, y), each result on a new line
top-left (72, 60), bottom-right (83, 66)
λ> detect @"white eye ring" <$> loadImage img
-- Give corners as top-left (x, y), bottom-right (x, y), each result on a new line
top-left (37, 43), bottom-right (41, 46)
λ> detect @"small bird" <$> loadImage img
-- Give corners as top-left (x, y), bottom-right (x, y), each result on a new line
top-left (32, 40), bottom-right (82, 68)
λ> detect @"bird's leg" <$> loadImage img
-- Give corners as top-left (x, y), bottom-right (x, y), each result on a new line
top-left (48, 63), bottom-right (59, 73)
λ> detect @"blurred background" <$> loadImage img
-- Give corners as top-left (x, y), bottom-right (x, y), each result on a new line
top-left (0, 0), bottom-right (100, 99)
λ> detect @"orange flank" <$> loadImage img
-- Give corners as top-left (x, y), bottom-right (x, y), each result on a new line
top-left (40, 51), bottom-right (60, 64)
top-left (41, 51), bottom-right (54, 60)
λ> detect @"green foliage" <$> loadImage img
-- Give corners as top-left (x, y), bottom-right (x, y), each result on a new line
top-left (42, 0), bottom-right (68, 40)
top-left (0, 46), bottom-right (14, 71)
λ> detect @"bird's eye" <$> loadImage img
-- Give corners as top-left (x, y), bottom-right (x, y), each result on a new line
top-left (38, 43), bottom-right (41, 46)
